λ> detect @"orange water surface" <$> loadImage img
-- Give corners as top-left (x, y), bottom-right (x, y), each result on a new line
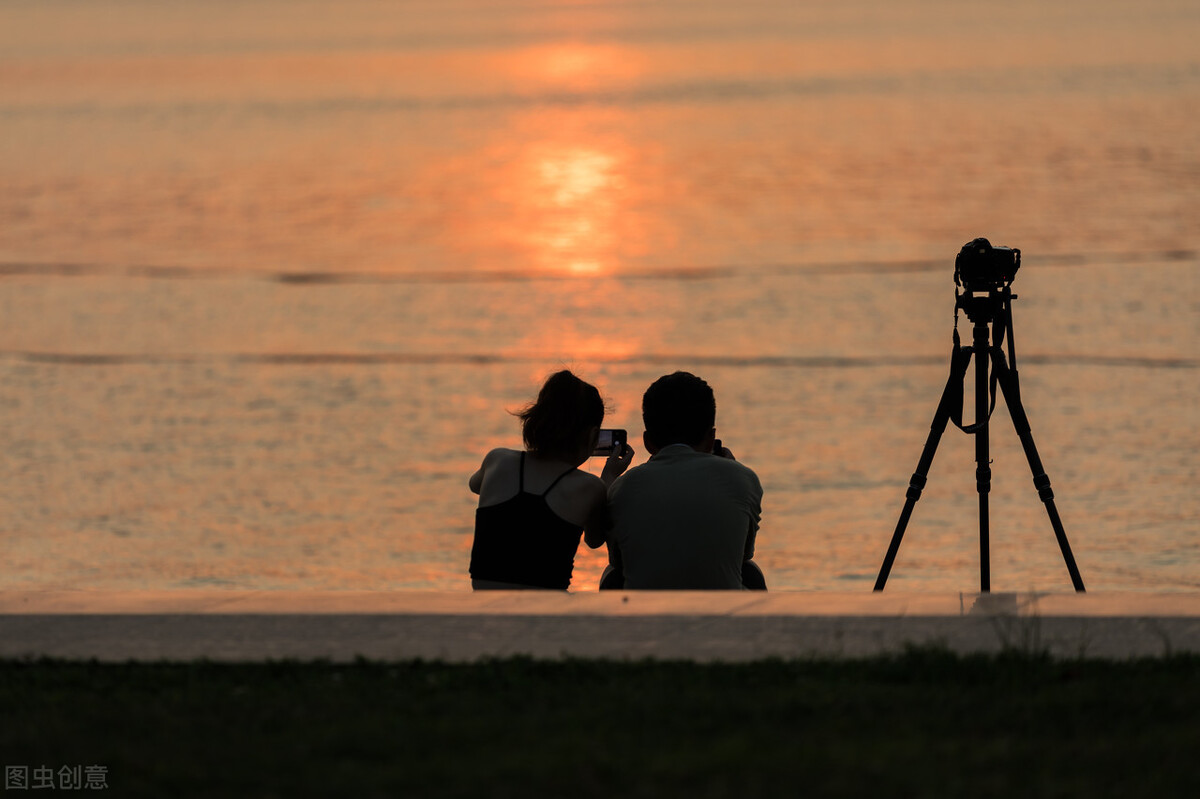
top-left (0, 0), bottom-right (1196, 592)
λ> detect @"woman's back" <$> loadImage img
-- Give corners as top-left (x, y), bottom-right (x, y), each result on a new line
top-left (469, 449), bottom-right (605, 590)
top-left (474, 448), bottom-right (602, 527)
top-left (466, 369), bottom-right (632, 590)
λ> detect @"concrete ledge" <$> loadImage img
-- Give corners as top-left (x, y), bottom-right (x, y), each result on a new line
top-left (1, 591), bottom-right (1197, 662)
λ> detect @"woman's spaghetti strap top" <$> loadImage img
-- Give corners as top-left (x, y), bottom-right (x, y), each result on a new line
top-left (469, 452), bottom-right (584, 590)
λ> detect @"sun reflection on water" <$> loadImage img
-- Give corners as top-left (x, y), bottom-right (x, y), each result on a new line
top-left (519, 141), bottom-right (625, 276)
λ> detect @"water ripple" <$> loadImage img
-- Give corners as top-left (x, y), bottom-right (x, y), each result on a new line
top-left (0, 249), bottom-right (1194, 285)
top-left (5, 350), bottom-right (1195, 370)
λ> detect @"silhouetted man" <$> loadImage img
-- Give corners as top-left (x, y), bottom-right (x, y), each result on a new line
top-left (603, 371), bottom-right (765, 590)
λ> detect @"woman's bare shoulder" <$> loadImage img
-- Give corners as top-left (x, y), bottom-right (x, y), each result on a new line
top-left (473, 448), bottom-right (520, 485)
top-left (482, 447), bottom-right (521, 465)
top-left (565, 468), bottom-right (607, 500)
top-left (544, 468), bottom-right (607, 527)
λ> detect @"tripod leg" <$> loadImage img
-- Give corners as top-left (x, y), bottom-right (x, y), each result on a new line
top-left (991, 349), bottom-right (1086, 592)
top-left (973, 322), bottom-right (992, 593)
top-left (875, 346), bottom-right (972, 591)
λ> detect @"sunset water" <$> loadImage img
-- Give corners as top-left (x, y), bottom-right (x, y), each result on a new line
top-left (1, 0), bottom-right (1196, 593)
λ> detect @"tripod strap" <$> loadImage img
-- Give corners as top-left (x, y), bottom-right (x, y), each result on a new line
top-left (948, 329), bottom-right (999, 434)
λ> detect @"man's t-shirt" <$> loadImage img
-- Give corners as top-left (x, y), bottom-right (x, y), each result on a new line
top-left (607, 444), bottom-right (762, 589)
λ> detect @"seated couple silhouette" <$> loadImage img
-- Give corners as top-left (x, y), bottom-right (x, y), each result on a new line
top-left (469, 370), bottom-right (765, 591)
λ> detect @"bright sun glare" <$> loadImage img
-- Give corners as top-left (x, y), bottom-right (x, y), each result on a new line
top-left (538, 148), bottom-right (616, 205)
top-left (530, 145), bottom-right (622, 275)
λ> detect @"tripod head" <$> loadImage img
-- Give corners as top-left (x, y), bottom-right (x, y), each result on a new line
top-left (956, 286), bottom-right (1013, 325)
top-left (952, 277), bottom-right (1018, 436)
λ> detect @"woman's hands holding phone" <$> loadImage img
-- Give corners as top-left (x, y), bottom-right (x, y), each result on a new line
top-left (601, 442), bottom-right (634, 487)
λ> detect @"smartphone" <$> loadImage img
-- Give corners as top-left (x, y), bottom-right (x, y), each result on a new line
top-left (592, 429), bottom-right (627, 457)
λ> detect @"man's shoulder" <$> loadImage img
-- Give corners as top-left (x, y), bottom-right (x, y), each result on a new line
top-left (687, 450), bottom-right (760, 481)
top-left (607, 458), bottom-right (663, 497)
top-left (607, 463), bottom-right (638, 496)
top-left (711, 456), bottom-right (762, 493)
top-left (612, 450), bottom-right (760, 487)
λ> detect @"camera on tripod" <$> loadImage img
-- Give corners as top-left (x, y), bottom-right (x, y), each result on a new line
top-left (954, 237), bottom-right (1020, 292)
top-left (874, 236), bottom-right (1086, 594)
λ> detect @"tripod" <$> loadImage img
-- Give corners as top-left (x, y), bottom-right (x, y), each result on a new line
top-left (874, 284), bottom-right (1086, 593)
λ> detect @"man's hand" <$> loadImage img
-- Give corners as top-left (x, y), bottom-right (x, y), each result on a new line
top-left (601, 443), bottom-right (635, 486)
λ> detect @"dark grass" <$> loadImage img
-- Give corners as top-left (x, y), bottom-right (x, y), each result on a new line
top-left (2, 649), bottom-right (1199, 798)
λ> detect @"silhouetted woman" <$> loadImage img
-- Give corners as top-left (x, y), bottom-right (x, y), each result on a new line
top-left (469, 370), bottom-right (632, 590)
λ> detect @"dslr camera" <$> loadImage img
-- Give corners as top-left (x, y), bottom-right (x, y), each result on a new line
top-left (954, 237), bottom-right (1020, 292)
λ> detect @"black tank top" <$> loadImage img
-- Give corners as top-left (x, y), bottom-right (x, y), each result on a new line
top-left (469, 452), bottom-right (584, 589)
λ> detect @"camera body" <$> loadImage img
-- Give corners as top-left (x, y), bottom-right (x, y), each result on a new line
top-left (955, 237), bottom-right (1020, 292)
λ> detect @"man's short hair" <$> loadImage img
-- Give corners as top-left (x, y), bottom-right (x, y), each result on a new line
top-left (642, 371), bottom-right (715, 448)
